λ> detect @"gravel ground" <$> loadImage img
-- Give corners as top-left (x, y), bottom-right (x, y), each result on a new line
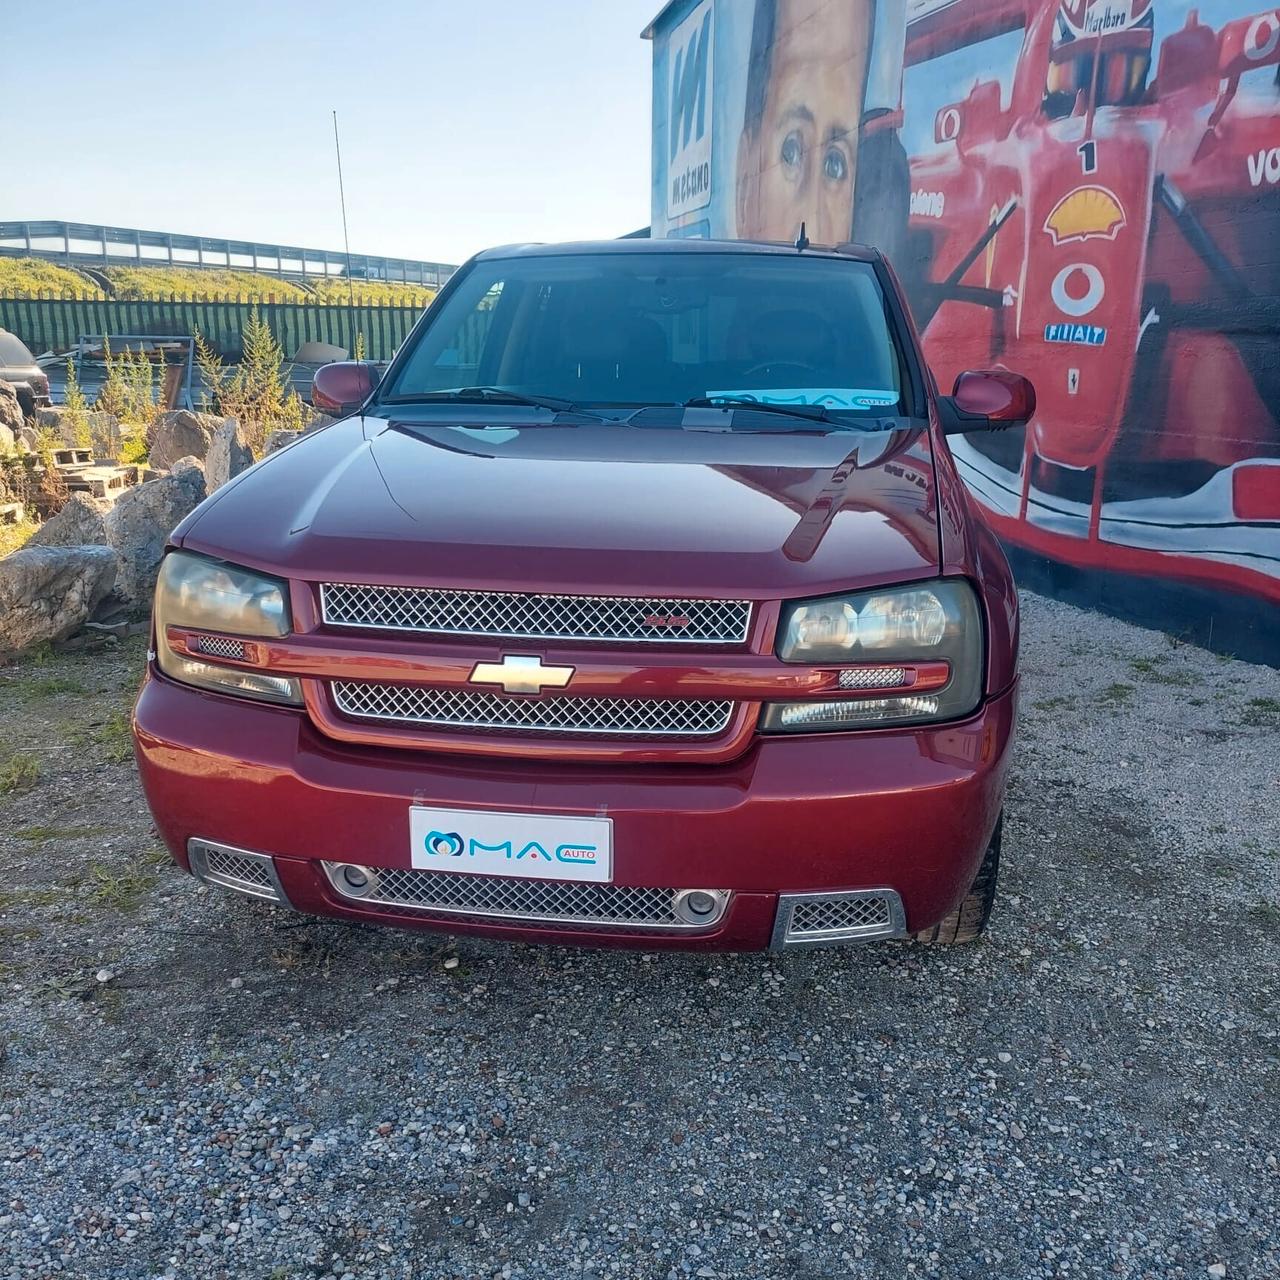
top-left (0, 592), bottom-right (1277, 1280)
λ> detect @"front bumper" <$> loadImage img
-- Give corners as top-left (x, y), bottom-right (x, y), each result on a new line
top-left (134, 673), bottom-right (1016, 951)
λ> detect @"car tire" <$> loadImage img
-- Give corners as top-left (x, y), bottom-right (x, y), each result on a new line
top-left (913, 814), bottom-right (1002, 945)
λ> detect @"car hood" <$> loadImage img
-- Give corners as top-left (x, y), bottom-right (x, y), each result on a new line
top-left (180, 416), bottom-right (942, 599)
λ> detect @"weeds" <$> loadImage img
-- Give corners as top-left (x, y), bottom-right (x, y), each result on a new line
top-left (92, 710), bottom-right (135, 763)
top-left (0, 752), bottom-right (40, 793)
top-left (86, 863), bottom-right (156, 911)
top-left (16, 674), bottom-right (86, 697)
top-left (14, 824), bottom-right (112, 842)
top-left (0, 514), bottom-right (38, 557)
top-left (1098, 682), bottom-right (1136, 707)
top-left (1126, 656), bottom-right (1193, 686)
top-left (1239, 697), bottom-right (1280, 727)
top-left (96, 339), bottom-right (164, 430)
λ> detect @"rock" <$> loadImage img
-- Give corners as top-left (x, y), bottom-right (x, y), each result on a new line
top-left (302, 409), bottom-right (339, 434)
top-left (28, 493), bottom-right (110, 549)
top-left (147, 410), bottom-right (223, 471)
top-left (0, 545), bottom-right (117, 653)
top-left (18, 425), bottom-right (40, 452)
top-left (0, 381), bottom-right (23, 434)
top-left (35, 406), bottom-right (64, 431)
top-left (264, 429), bottom-right (300, 455)
top-left (0, 424), bottom-right (14, 453)
top-left (104, 460), bottom-right (207, 602)
top-left (205, 418), bottom-right (255, 492)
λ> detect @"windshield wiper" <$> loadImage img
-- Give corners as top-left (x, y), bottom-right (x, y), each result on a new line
top-left (684, 396), bottom-right (833, 423)
top-left (385, 387), bottom-right (608, 421)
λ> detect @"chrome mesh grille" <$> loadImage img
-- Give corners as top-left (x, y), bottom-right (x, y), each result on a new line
top-left (206, 849), bottom-right (272, 888)
top-left (322, 864), bottom-right (725, 931)
top-left (320, 583), bottom-right (751, 645)
top-left (773, 890), bottom-right (905, 947)
top-left (838, 666), bottom-right (908, 690)
top-left (191, 634), bottom-right (248, 661)
top-left (789, 896), bottom-right (891, 935)
top-left (331, 681), bottom-right (735, 738)
top-left (188, 840), bottom-right (284, 904)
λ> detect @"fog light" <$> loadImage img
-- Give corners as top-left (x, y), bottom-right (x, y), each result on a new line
top-left (672, 889), bottom-right (728, 926)
top-left (336, 863), bottom-right (377, 898)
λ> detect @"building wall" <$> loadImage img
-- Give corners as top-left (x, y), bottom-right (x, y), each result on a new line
top-left (648, 0), bottom-right (1280, 661)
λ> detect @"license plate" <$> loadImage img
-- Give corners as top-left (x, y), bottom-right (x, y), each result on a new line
top-left (409, 806), bottom-right (613, 883)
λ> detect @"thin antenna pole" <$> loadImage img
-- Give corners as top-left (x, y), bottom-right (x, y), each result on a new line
top-left (332, 109), bottom-right (357, 354)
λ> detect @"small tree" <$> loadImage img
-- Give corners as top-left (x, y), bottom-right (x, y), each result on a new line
top-left (62, 357), bottom-right (91, 448)
top-left (195, 310), bottom-right (298, 455)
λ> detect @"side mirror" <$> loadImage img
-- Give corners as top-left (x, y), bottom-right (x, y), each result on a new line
top-left (311, 361), bottom-right (379, 416)
top-left (937, 370), bottom-right (1036, 435)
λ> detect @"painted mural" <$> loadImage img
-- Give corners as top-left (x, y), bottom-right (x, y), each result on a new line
top-left (648, 0), bottom-right (1280, 658)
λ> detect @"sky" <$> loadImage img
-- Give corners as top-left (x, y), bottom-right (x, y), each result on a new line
top-left (3, 0), bottom-right (663, 267)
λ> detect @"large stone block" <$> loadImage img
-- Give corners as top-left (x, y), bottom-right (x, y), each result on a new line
top-left (104, 458), bottom-right (207, 602)
top-left (28, 493), bottom-right (110, 549)
top-left (205, 418), bottom-right (255, 492)
top-left (147, 410), bottom-right (224, 471)
top-left (0, 545), bottom-right (117, 653)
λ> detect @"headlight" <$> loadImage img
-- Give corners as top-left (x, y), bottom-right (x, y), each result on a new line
top-left (154, 551), bottom-right (301, 705)
top-left (764, 579), bottom-right (983, 731)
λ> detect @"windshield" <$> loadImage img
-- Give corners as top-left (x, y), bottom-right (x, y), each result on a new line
top-left (380, 251), bottom-right (906, 420)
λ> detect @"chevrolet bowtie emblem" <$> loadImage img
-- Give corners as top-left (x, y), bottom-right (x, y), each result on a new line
top-left (468, 654), bottom-right (575, 695)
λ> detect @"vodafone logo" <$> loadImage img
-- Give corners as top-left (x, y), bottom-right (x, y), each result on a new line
top-left (1051, 263), bottom-right (1105, 318)
top-left (1248, 147), bottom-right (1280, 187)
top-left (1246, 11), bottom-right (1280, 61)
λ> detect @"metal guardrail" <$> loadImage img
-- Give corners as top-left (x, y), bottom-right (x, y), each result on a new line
top-left (0, 220), bottom-right (456, 288)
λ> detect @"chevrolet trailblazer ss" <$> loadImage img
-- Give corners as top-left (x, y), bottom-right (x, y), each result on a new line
top-left (133, 239), bottom-right (1033, 950)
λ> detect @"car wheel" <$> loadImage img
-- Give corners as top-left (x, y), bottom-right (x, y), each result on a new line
top-left (913, 814), bottom-right (1002, 945)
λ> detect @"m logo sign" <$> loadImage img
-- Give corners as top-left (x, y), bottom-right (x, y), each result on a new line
top-left (666, 0), bottom-right (714, 220)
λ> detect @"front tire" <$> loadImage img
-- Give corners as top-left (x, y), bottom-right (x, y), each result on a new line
top-left (914, 814), bottom-right (1002, 945)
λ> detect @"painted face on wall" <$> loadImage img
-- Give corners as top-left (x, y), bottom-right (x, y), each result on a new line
top-left (736, 0), bottom-right (874, 244)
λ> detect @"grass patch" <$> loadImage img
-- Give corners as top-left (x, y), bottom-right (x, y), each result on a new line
top-left (308, 278), bottom-right (436, 307)
top-left (1247, 902), bottom-right (1280, 934)
top-left (0, 515), bottom-right (39, 558)
top-left (1033, 695), bottom-right (1073, 712)
top-left (92, 710), bottom-right (135, 763)
top-left (1239, 696), bottom-right (1280, 727)
top-left (1098, 682), bottom-right (1136, 707)
top-left (103, 265), bottom-right (312, 302)
top-left (14, 824), bottom-right (112, 843)
top-left (86, 863), bottom-right (156, 911)
top-left (1126, 657), bottom-right (1193, 686)
top-left (0, 752), bottom-right (40, 793)
top-left (0, 257), bottom-right (103, 298)
top-left (15, 674), bottom-right (87, 698)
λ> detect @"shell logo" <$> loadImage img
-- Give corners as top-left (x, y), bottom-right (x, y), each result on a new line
top-left (1043, 185), bottom-right (1127, 246)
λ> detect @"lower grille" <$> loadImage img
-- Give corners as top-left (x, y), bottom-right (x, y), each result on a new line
top-left (321, 863), bottom-right (729, 931)
top-left (330, 681), bottom-right (735, 738)
top-left (772, 889), bottom-right (906, 947)
top-left (188, 839), bottom-right (287, 905)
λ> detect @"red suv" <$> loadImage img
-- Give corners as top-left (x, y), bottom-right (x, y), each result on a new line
top-left (133, 239), bottom-right (1032, 951)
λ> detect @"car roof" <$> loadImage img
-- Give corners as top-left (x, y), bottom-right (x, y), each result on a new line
top-left (472, 238), bottom-right (883, 265)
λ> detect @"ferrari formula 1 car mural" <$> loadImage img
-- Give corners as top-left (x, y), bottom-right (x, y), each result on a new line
top-left (901, 0), bottom-right (1279, 638)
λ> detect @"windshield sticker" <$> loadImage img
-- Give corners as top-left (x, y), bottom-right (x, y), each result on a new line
top-left (706, 387), bottom-right (899, 409)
